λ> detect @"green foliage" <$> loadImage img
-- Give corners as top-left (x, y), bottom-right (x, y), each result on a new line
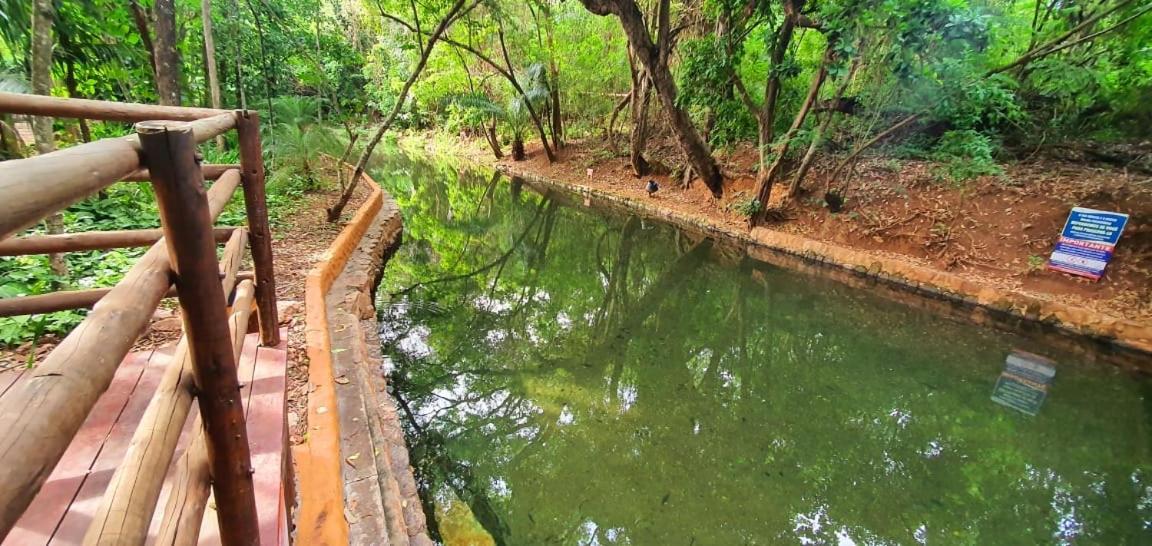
top-left (931, 129), bottom-right (1004, 183)
top-left (728, 198), bottom-right (763, 218)
top-left (677, 36), bottom-right (757, 146)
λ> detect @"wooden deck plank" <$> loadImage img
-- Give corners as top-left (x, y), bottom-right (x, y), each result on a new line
top-left (2, 352), bottom-right (151, 546)
top-left (195, 331), bottom-right (262, 545)
top-left (249, 339), bottom-right (289, 545)
top-left (48, 349), bottom-right (171, 545)
top-left (4, 327), bottom-right (290, 546)
top-left (0, 366), bottom-right (26, 398)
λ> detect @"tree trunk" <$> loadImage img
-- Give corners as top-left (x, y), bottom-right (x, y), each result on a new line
top-left (511, 135), bottom-right (525, 161)
top-left (329, 0), bottom-right (477, 222)
top-left (32, 0), bottom-right (68, 279)
top-left (629, 71), bottom-right (652, 177)
top-left (63, 59), bottom-right (91, 142)
top-left (485, 117), bottom-right (503, 159)
top-left (606, 93), bottom-right (630, 153)
top-left (128, 0), bottom-right (160, 90)
top-left (752, 48), bottom-right (831, 213)
top-left (580, 0), bottom-right (724, 198)
top-left (495, 21), bottom-right (555, 163)
top-left (788, 60), bottom-right (858, 197)
top-left (153, 0), bottom-right (181, 105)
top-left (760, 16), bottom-right (795, 151)
top-left (202, 0), bottom-right (224, 149)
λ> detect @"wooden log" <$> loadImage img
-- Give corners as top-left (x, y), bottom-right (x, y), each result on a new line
top-left (0, 91), bottom-right (227, 122)
top-left (85, 280), bottom-right (254, 546)
top-left (0, 286), bottom-right (177, 317)
top-left (0, 227), bottom-right (235, 256)
top-left (136, 121), bottom-right (259, 546)
top-left (0, 227), bottom-right (244, 317)
top-left (0, 166), bottom-right (241, 539)
top-left (235, 111), bottom-right (280, 346)
top-left (155, 281), bottom-right (256, 546)
top-left (121, 164), bottom-right (238, 182)
top-left (218, 228), bottom-right (248, 300)
top-left (0, 112), bottom-right (236, 241)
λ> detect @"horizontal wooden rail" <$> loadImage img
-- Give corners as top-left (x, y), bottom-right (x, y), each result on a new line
top-left (0, 226), bottom-right (236, 256)
top-left (0, 168), bottom-right (242, 539)
top-left (0, 286), bottom-right (178, 316)
top-left (156, 280), bottom-right (256, 546)
top-left (122, 164), bottom-right (239, 182)
top-left (0, 92), bottom-right (227, 122)
top-left (85, 236), bottom-right (249, 545)
top-left (0, 113), bottom-right (236, 241)
top-left (0, 227), bottom-right (244, 317)
top-left (0, 271), bottom-right (252, 317)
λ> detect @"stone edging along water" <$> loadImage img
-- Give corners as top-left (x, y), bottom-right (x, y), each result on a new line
top-left (499, 165), bottom-right (1152, 365)
top-left (294, 166), bottom-right (431, 545)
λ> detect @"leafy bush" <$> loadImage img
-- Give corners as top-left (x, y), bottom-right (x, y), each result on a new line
top-left (728, 198), bottom-right (763, 218)
top-left (931, 129), bottom-right (1003, 183)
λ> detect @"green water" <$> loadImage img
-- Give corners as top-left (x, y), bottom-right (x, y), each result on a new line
top-left (371, 149), bottom-right (1152, 545)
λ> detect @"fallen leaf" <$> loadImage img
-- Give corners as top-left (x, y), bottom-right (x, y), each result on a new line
top-left (345, 452), bottom-right (360, 468)
top-left (335, 376), bottom-right (350, 385)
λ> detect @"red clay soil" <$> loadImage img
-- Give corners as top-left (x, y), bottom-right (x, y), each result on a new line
top-left (465, 138), bottom-right (1151, 323)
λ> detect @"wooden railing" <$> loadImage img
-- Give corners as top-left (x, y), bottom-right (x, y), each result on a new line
top-left (0, 92), bottom-right (280, 546)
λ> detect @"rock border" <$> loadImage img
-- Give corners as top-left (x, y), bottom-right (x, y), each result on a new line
top-left (294, 169), bottom-right (429, 545)
top-left (503, 166), bottom-right (1152, 369)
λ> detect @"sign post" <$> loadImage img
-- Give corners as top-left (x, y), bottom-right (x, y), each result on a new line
top-left (1047, 207), bottom-right (1129, 281)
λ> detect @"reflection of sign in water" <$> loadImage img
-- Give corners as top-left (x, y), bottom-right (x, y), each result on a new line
top-left (992, 350), bottom-right (1056, 416)
top-left (1048, 207), bottom-right (1129, 281)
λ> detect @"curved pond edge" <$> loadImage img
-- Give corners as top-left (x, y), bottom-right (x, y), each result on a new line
top-left (499, 165), bottom-right (1152, 370)
top-left (294, 167), bottom-right (430, 545)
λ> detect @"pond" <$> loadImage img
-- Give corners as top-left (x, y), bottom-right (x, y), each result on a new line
top-left (370, 148), bottom-right (1152, 545)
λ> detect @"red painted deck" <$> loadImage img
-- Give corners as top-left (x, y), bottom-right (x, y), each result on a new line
top-left (0, 329), bottom-right (289, 546)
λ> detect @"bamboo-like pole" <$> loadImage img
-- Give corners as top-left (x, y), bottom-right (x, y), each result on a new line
top-left (121, 164), bottom-right (238, 182)
top-left (235, 111), bottom-right (280, 345)
top-left (155, 280), bottom-right (256, 546)
top-left (0, 168), bottom-right (241, 539)
top-left (83, 251), bottom-right (250, 546)
top-left (0, 227), bottom-right (235, 256)
top-left (0, 91), bottom-right (227, 122)
top-left (136, 121), bottom-right (259, 545)
top-left (0, 113), bottom-right (235, 241)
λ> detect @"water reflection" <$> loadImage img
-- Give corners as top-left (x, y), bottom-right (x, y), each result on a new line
top-left (371, 148), bottom-right (1152, 545)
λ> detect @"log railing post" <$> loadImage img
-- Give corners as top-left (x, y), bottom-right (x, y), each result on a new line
top-left (136, 120), bottom-right (259, 546)
top-left (235, 110), bottom-right (280, 346)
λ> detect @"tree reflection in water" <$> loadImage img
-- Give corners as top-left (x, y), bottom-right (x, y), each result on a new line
top-left (371, 148), bottom-right (1152, 546)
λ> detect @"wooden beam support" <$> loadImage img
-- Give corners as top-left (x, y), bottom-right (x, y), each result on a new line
top-left (121, 164), bottom-right (238, 182)
top-left (155, 280), bottom-right (256, 546)
top-left (136, 121), bottom-right (259, 545)
top-left (0, 226), bottom-right (235, 256)
top-left (0, 166), bottom-right (241, 539)
top-left (0, 113), bottom-right (236, 241)
top-left (235, 111), bottom-right (280, 346)
top-left (84, 267), bottom-right (252, 546)
top-left (0, 91), bottom-right (227, 122)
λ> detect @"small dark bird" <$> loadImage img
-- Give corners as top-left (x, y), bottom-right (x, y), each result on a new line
top-left (646, 179), bottom-right (659, 197)
top-left (824, 190), bottom-right (844, 213)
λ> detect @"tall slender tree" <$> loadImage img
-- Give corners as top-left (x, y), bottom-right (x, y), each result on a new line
top-left (153, 0), bottom-right (181, 105)
top-left (202, 0), bottom-right (224, 148)
top-left (31, 0), bottom-right (68, 278)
